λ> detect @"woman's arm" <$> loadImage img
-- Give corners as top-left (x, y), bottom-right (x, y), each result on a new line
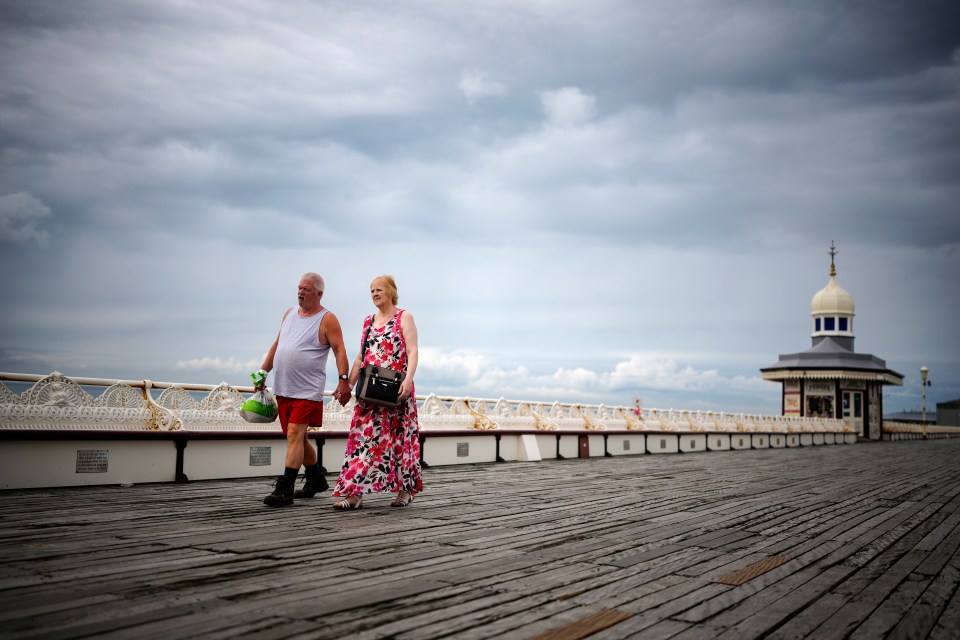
top-left (399, 311), bottom-right (418, 400)
top-left (348, 351), bottom-right (364, 387)
top-left (348, 315), bottom-right (370, 387)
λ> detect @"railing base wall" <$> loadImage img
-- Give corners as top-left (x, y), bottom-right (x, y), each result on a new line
top-left (882, 432), bottom-right (960, 441)
top-left (0, 429), bottom-right (856, 490)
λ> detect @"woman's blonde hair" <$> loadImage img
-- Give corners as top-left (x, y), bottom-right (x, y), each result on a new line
top-left (371, 274), bottom-right (399, 305)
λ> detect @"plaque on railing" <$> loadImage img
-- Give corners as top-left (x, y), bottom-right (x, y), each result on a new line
top-left (249, 446), bottom-right (272, 466)
top-left (76, 449), bottom-right (109, 473)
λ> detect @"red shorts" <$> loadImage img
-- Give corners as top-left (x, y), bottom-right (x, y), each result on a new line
top-left (276, 396), bottom-right (325, 434)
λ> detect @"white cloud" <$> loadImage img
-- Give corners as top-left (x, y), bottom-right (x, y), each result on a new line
top-left (175, 356), bottom-right (260, 373)
top-left (418, 347), bottom-right (491, 387)
top-left (553, 367), bottom-right (600, 387)
top-left (418, 348), bottom-right (768, 408)
top-left (608, 355), bottom-right (721, 391)
top-left (458, 71), bottom-right (507, 104)
top-left (0, 192), bottom-right (52, 248)
top-left (540, 86), bottom-right (595, 125)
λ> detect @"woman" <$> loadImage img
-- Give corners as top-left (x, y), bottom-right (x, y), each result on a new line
top-left (332, 275), bottom-right (422, 509)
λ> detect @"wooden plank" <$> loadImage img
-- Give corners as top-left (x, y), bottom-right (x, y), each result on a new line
top-left (704, 496), bottom-right (956, 638)
top-left (762, 497), bottom-right (956, 640)
top-left (589, 616), bottom-right (693, 640)
top-left (712, 555), bottom-right (792, 586)
top-left (319, 586), bottom-right (517, 639)
top-left (527, 608), bottom-right (634, 640)
top-left (928, 561), bottom-right (960, 640)
top-left (1, 439), bottom-right (960, 639)
top-left (794, 528), bottom-right (954, 639)
top-left (606, 544), bottom-right (688, 568)
top-left (849, 571), bottom-right (936, 640)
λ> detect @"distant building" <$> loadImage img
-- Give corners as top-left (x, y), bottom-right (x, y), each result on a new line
top-left (761, 243), bottom-right (904, 439)
top-left (938, 399), bottom-right (960, 427)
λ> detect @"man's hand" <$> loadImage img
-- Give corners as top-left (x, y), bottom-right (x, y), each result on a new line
top-left (334, 380), bottom-right (351, 406)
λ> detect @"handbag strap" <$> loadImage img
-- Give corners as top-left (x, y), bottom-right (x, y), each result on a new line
top-left (360, 314), bottom-right (375, 362)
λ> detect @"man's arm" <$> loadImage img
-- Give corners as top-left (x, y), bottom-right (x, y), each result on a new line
top-left (320, 312), bottom-right (352, 406)
top-left (260, 309), bottom-right (292, 372)
top-left (261, 336), bottom-right (279, 373)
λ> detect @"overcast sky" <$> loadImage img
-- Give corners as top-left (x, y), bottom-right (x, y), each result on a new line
top-left (1, 0), bottom-right (958, 416)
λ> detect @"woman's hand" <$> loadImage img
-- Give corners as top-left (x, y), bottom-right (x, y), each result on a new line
top-left (399, 377), bottom-right (414, 401)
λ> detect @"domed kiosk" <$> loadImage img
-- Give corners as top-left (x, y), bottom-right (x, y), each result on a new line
top-left (761, 243), bottom-right (903, 439)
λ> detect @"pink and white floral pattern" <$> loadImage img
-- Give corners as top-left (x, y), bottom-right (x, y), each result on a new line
top-left (332, 310), bottom-right (422, 497)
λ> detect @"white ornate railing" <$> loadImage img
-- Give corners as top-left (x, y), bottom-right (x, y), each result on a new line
top-left (0, 371), bottom-right (852, 434)
top-left (883, 421), bottom-right (960, 439)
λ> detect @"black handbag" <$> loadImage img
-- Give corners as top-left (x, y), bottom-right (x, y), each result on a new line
top-left (355, 315), bottom-right (406, 408)
top-left (356, 364), bottom-right (405, 408)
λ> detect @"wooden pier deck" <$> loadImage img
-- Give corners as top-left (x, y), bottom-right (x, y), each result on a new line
top-left (1, 439), bottom-right (959, 639)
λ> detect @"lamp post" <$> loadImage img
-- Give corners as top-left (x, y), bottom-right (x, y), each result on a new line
top-left (920, 366), bottom-right (932, 440)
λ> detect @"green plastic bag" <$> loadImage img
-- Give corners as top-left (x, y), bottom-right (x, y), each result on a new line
top-left (241, 370), bottom-right (278, 423)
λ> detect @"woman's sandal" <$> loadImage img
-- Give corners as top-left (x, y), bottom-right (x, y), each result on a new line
top-left (390, 491), bottom-right (414, 507)
top-left (332, 495), bottom-right (363, 510)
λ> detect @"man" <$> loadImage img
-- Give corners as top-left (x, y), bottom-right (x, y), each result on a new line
top-left (259, 272), bottom-right (352, 507)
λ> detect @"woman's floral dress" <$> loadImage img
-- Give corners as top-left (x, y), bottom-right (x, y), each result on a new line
top-left (332, 310), bottom-right (422, 497)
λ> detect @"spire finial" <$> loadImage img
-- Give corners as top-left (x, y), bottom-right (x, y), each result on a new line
top-left (828, 240), bottom-right (837, 277)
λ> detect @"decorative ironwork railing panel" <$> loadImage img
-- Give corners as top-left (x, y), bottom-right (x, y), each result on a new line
top-left (0, 371), bottom-right (852, 434)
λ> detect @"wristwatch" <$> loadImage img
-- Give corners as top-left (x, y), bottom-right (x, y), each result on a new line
top-left (339, 374), bottom-right (348, 381)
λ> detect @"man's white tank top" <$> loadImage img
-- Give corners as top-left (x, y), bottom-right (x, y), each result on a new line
top-left (272, 308), bottom-right (330, 402)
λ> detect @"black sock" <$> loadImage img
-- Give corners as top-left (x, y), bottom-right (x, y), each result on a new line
top-left (283, 467), bottom-right (299, 483)
top-left (305, 463), bottom-right (322, 478)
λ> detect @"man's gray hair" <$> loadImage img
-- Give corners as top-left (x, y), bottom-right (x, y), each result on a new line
top-left (302, 272), bottom-right (325, 293)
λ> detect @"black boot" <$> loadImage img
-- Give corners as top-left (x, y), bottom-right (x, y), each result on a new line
top-left (294, 469), bottom-right (329, 499)
top-left (263, 475), bottom-right (294, 507)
